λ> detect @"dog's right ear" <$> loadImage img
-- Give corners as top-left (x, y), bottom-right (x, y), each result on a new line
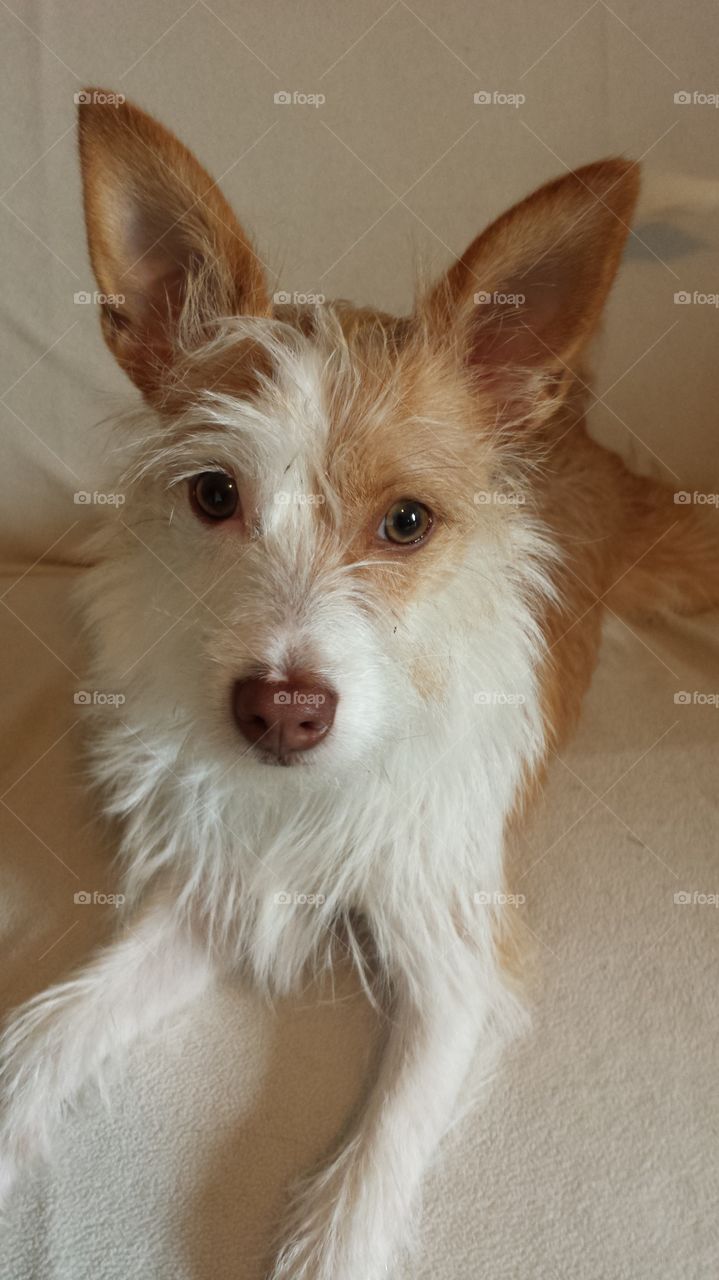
top-left (78, 90), bottom-right (270, 397)
top-left (418, 159), bottom-right (639, 420)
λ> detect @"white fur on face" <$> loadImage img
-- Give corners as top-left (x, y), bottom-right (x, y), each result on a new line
top-left (83, 321), bottom-right (398, 780)
top-left (74, 310), bottom-right (556, 997)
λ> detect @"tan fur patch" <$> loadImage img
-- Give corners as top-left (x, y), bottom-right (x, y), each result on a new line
top-left (316, 316), bottom-right (499, 616)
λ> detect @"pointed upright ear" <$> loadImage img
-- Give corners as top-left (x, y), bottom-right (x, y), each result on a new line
top-left (420, 159), bottom-right (640, 413)
top-left (78, 90), bottom-right (271, 397)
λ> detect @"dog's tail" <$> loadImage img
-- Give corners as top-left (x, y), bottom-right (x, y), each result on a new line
top-left (604, 472), bottom-right (719, 618)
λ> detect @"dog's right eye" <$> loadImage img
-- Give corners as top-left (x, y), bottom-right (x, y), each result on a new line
top-left (190, 472), bottom-right (239, 521)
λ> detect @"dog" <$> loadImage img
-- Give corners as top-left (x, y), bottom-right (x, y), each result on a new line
top-left (1, 90), bottom-right (717, 1280)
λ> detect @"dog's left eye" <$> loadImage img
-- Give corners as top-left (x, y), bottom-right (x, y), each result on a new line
top-left (378, 499), bottom-right (433, 545)
top-left (190, 472), bottom-right (239, 521)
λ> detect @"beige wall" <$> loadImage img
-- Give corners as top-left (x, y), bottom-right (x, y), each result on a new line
top-left (1, 0), bottom-right (718, 563)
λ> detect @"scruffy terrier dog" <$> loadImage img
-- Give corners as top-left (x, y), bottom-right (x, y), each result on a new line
top-left (1, 93), bottom-right (717, 1279)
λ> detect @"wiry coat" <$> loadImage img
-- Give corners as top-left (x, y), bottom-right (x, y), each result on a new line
top-left (1, 92), bottom-right (717, 1280)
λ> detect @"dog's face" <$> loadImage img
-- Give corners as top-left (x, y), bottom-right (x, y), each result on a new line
top-left (90, 311), bottom-right (499, 776)
top-left (78, 92), bottom-right (638, 778)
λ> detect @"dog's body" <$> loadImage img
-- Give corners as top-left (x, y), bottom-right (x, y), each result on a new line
top-left (1, 93), bottom-right (717, 1279)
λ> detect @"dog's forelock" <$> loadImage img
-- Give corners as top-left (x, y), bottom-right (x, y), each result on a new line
top-left (127, 301), bottom-right (503, 581)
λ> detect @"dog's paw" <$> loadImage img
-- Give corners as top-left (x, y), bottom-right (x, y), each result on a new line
top-left (268, 1139), bottom-right (397, 1280)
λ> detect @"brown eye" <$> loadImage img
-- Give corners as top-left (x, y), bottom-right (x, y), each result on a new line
top-left (190, 472), bottom-right (239, 521)
top-left (379, 499), bottom-right (433, 546)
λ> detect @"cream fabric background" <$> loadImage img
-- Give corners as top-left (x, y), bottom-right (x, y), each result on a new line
top-left (0, 3), bottom-right (717, 1278)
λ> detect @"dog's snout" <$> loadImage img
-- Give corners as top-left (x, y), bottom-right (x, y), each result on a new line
top-left (232, 674), bottom-right (338, 760)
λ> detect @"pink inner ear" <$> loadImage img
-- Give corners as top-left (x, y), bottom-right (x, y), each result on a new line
top-left (424, 159), bottom-right (638, 399)
top-left (112, 202), bottom-right (192, 334)
top-left (123, 202), bottom-right (180, 294)
top-left (469, 258), bottom-right (576, 372)
top-left (102, 207), bottom-right (191, 377)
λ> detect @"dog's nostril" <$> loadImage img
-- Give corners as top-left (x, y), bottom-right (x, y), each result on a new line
top-left (232, 674), bottom-right (338, 758)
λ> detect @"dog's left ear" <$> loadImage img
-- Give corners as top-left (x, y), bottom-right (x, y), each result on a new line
top-left (420, 159), bottom-right (639, 410)
top-left (78, 90), bottom-right (271, 397)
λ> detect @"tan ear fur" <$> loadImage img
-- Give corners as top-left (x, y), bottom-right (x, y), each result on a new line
top-left (78, 90), bottom-right (270, 396)
top-left (422, 159), bottom-right (640, 383)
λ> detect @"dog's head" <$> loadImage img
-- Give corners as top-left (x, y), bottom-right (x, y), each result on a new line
top-left (77, 92), bottom-right (638, 781)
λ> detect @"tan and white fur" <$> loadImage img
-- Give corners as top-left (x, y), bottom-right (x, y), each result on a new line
top-left (1, 93), bottom-right (717, 1280)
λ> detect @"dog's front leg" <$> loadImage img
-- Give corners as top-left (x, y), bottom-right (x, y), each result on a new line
top-left (0, 890), bottom-right (213, 1207)
top-left (271, 943), bottom-right (497, 1280)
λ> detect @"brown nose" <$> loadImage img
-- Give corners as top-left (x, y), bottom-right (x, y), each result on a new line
top-left (232, 674), bottom-right (338, 759)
